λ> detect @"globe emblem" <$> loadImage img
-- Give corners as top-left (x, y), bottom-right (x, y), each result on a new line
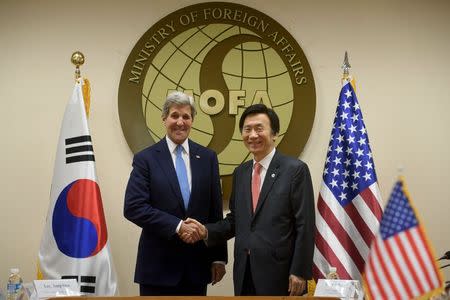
top-left (142, 24), bottom-right (293, 176)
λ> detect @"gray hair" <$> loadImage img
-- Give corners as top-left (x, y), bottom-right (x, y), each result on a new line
top-left (161, 91), bottom-right (196, 119)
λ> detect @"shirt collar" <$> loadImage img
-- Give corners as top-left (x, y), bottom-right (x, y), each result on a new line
top-left (253, 147), bottom-right (276, 170)
top-left (165, 136), bottom-right (190, 155)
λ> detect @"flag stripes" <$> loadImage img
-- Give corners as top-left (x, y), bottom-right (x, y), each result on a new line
top-left (317, 194), bottom-right (366, 272)
top-left (314, 183), bottom-right (381, 279)
top-left (315, 209), bottom-right (358, 279)
top-left (360, 186), bottom-right (383, 220)
top-left (383, 238), bottom-right (413, 298)
top-left (364, 228), bottom-right (441, 299)
top-left (314, 230), bottom-right (353, 279)
top-left (343, 197), bottom-right (374, 246)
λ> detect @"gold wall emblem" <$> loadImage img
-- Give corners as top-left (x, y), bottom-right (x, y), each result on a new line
top-left (118, 2), bottom-right (316, 203)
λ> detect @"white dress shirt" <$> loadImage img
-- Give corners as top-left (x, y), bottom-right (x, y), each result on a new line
top-left (252, 147), bottom-right (276, 190)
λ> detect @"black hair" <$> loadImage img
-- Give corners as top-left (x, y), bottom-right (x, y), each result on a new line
top-left (239, 104), bottom-right (280, 135)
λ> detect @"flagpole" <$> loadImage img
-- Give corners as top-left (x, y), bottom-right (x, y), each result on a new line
top-left (341, 51), bottom-right (351, 83)
top-left (71, 51), bottom-right (85, 80)
top-left (397, 165), bottom-right (404, 177)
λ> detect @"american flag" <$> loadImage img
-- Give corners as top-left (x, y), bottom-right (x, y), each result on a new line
top-left (313, 81), bottom-right (383, 280)
top-left (363, 178), bottom-right (443, 300)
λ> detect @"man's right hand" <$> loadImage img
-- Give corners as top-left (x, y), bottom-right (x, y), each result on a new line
top-left (178, 220), bottom-right (201, 242)
top-left (179, 218), bottom-right (207, 243)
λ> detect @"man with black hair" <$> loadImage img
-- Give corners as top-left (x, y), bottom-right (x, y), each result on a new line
top-left (183, 104), bottom-right (315, 296)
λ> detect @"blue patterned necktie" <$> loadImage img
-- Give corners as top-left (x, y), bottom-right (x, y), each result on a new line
top-left (175, 145), bottom-right (190, 209)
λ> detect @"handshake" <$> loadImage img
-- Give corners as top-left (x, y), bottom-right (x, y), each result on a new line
top-left (178, 218), bottom-right (207, 243)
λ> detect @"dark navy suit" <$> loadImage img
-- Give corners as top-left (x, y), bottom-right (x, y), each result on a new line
top-left (124, 138), bottom-right (227, 294)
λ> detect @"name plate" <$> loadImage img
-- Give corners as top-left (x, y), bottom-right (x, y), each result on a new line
top-left (314, 279), bottom-right (363, 299)
top-left (33, 279), bottom-right (80, 299)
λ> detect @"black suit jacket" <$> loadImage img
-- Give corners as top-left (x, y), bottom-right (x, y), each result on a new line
top-left (206, 151), bottom-right (315, 295)
top-left (124, 138), bottom-right (227, 287)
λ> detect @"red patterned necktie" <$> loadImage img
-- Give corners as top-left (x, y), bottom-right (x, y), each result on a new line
top-left (252, 162), bottom-right (262, 212)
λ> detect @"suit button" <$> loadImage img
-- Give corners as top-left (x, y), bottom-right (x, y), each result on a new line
top-left (244, 248), bottom-right (250, 255)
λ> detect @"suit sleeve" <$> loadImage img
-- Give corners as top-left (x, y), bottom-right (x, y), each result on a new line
top-left (289, 162), bottom-right (315, 279)
top-left (206, 152), bottom-right (228, 263)
top-left (123, 153), bottom-right (181, 240)
top-left (205, 168), bottom-right (237, 246)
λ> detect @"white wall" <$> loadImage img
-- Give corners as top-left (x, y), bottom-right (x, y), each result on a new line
top-left (1, 0), bottom-right (449, 296)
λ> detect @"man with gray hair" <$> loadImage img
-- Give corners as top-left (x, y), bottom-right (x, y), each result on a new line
top-left (124, 91), bottom-right (227, 295)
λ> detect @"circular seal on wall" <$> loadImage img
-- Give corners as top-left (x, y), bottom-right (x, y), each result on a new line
top-left (118, 2), bottom-right (316, 203)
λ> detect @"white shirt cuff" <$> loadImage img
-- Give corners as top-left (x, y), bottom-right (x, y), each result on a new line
top-left (175, 220), bottom-right (182, 233)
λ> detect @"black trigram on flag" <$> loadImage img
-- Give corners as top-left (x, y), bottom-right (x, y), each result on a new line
top-left (65, 135), bottom-right (95, 164)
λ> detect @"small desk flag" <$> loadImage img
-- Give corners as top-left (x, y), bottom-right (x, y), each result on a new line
top-left (363, 178), bottom-right (443, 300)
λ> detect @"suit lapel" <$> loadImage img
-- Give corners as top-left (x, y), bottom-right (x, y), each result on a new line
top-left (155, 139), bottom-right (185, 211)
top-left (242, 161), bottom-right (254, 217)
top-left (253, 151), bottom-right (281, 217)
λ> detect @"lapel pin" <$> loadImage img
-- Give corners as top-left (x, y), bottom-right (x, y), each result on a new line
top-left (196, 155), bottom-right (200, 159)
top-left (271, 173), bottom-right (276, 178)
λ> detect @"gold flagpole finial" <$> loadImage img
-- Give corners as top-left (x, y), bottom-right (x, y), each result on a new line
top-left (341, 51), bottom-right (351, 81)
top-left (71, 51), bottom-right (85, 80)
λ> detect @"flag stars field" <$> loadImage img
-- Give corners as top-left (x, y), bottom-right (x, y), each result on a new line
top-left (324, 98), bottom-right (378, 201)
